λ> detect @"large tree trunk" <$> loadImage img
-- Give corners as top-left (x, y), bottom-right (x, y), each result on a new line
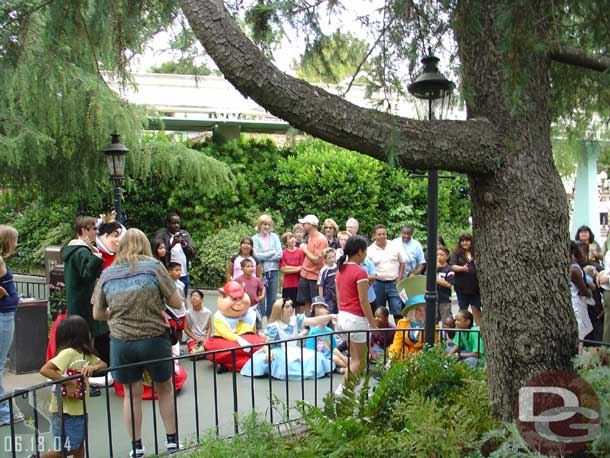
top-left (181, 0), bottom-right (578, 420)
top-left (455, 0), bottom-right (577, 419)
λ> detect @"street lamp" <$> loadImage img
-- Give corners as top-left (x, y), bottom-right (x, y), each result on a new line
top-left (102, 132), bottom-right (129, 224)
top-left (408, 55), bottom-right (455, 347)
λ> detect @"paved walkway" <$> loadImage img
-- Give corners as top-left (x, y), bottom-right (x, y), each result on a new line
top-left (2, 353), bottom-right (341, 458)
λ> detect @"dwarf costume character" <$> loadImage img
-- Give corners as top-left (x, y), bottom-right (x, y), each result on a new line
top-left (204, 281), bottom-right (265, 372)
top-left (388, 275), bottom-right (439, 360)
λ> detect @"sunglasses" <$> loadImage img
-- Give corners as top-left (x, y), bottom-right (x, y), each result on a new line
top-left (323, 226), bottom-right (333, 229)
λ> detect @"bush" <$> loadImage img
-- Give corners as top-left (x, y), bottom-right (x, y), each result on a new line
top-left (2, 201), bottom-right (75, 274)
top-left (192, 222), bottom-right (256, 288)
top-left (297, 347), bottom-right (497, 457)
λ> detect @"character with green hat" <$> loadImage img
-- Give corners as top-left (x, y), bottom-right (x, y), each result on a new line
top-left (387, 275), bottom-right (438, 360)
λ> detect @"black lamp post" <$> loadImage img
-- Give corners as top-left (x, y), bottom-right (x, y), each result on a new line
top-left (102, 132), bottom-right (129, 224)
top-left (408, 55), bottom-right (455, 347)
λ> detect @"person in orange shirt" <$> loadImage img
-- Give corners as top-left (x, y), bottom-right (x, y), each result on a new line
top-left (296, 215), bottom-right (328, 315)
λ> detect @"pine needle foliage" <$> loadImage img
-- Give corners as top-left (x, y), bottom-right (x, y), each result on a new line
top-left (0, 1), bottom-right (231, 201)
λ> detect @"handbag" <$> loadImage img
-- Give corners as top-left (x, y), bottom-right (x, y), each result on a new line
top-left (164, 307), bottom-right (182, 345)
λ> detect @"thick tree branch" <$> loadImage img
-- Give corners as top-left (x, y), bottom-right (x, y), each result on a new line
top-left (550, 46), bottom-right (610, 73)
top-left (180, 0), bottom-right (500, 175)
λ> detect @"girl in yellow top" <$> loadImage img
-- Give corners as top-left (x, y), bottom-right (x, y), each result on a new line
top-left (39, 316), bottom-right (107, 458)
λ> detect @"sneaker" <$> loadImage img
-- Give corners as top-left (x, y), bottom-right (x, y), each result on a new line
top-left (165, 440), bottom-right (184, 454)
top-left (129, 445), bottom-right (145, 458)
top-left (0, 412), bottom-right (25, 427)
top-left (89, 385), bottom-right (101, 397)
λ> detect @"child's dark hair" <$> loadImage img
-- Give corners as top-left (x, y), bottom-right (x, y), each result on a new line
top-left (453, 233), bottom-right (475, 261)
top-left (55, 315), bottom-right (95, 356)
top-left (570, 240), bottom-right (588, 261)
top-left (191, 289), bottom-right (204, 300)
top-left (240, 258), bottom-right (254, 268)
top-left (239, 236), bottom-right (254, 254)
top-left (337, 235), bottom-right (368, 269)
top-left (456, 309), bottom-right (474, 329)
top-left (375, 306), bottom-right (389, 318)
top-left (438, 246), bottom-right (450, 256)
top-left (168, 261), bottom-right (182, 271)
top-left (575, 225), bottom-right (595, 243)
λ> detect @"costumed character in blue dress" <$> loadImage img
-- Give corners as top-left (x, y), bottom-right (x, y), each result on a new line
top-left (241, 298), bottom-right (336, 380)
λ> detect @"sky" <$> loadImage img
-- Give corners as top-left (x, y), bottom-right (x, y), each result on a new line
top-left (133, 1), bottom-right (385, 75)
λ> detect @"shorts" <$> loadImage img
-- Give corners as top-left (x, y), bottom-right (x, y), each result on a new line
top-left (296, 277), bottom-right (318, 305)
top-left (110, 334), bottom-right (173, 384)
top-left (50, 413), bottom-right (86, 452)
top-left (282, 287), bottom-right (299, 306)
top-left (436, 302), bottom-right (453, 322)
top-left (336, 311), bottom-right (370, 344)
top-left (456, 292), bottom-right (482, 310)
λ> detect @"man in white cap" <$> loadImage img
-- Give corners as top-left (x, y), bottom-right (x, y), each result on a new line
top-left (296, 214), bottom-right (328, 315)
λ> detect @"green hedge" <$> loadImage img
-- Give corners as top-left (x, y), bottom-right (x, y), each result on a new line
top-left (2, 136), bottom-right (471, 283)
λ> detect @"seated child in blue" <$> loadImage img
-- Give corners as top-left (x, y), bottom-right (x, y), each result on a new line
top-left (305, 299), bottom-right (343, 372)
top-left (241, 298), bottom-right (334, 380)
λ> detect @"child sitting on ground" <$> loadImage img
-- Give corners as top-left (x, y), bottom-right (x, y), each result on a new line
top-left (305, 297), bottom-right (347, 373)
top-left (317, 248), bottom-right (338, 314)
top-left (167, 262), bottom-right (188, 355)
top-left (38, 316), bottom-right (107, 458)
top-left (447, 309), bottom-right (485, 366)
top-left (240, 298), bottom-right (335, 380)
top-left (369, 306), bottom-right (395, 360)
top-left (184, 290), bottom-right (212, 355)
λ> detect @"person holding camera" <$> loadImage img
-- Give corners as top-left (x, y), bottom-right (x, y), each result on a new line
top-left (156, 211), bottom-right (196, 298)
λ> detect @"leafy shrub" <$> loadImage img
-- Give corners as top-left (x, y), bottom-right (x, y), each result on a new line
top-left (3, 201), bottom-right (75, 274)
top-left (298, 347), bottom-right (497, 457)
top-left (192, 222), bottom-right (256, 288)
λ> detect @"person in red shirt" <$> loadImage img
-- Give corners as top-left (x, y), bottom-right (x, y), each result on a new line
top-left (335, 235), bottom-right (376, 396)
top-left (280, 232), bottom-right (304, 307)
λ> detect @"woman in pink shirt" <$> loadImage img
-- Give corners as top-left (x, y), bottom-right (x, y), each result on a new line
top-left (335, 235), bottom-right (376, 395)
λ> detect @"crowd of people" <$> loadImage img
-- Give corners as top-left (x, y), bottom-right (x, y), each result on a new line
top-left (4, 213), bottom-right (608, 456)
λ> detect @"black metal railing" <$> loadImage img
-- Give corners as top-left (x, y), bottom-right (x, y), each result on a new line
top-left (1, 327), bottom-right (605, 458)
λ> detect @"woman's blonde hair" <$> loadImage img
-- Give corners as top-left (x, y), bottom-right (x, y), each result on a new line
top-left (0, 225), bottom-right (18, 257)
top-left (268, 298), bottom-right (292, 324)
top-left (115, 228), bottom-right (153, 268)
top-left (255, 214), bottom-right (273, 232)
top-left (323, 218), bottom-right (338, 232)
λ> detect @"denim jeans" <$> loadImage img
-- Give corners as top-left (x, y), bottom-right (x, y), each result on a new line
top-left (0, 311), bottom-right (16, 422)
top-left (262, 270), bottom-right (279, 318)
top-left (373, 280), bottom-right (403, 316)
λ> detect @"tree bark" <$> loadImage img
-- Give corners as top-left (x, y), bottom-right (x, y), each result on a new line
top-left (181, 0), bottom-right (578, 420)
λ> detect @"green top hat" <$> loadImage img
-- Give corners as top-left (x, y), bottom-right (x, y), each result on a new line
top-left (396, 275), bottom-right (427, 316)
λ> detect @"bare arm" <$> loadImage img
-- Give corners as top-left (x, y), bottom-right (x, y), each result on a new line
top-left (398, 262), bottom-right (405, 279)
top-left (413, 263), bottom-right (425, 276)
top-left (0, 255), bottom-right (6, 277)
top-left (226, 261), bottom-right (234, 282)
top-left (357, 280), bottom-right (375, 328)
top-left (570, 266), bottom-right (592, 298)
top-left (166, 289), bottom-right (182, 308)
top-left (281, 265), bottom-right (301, 274)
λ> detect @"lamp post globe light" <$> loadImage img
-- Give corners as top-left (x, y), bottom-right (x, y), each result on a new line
top-left (407, 55), bottom-right (455, 347)
top-left (102, 132), bottom-right (129, 224)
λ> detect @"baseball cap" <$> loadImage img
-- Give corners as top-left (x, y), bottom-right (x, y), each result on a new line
top-left (311, 296), bottom-right (328, 308)
top-left (298, 214), bottom-right (319, 225)
top-left (220, 280), bottom-right (245, 299)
